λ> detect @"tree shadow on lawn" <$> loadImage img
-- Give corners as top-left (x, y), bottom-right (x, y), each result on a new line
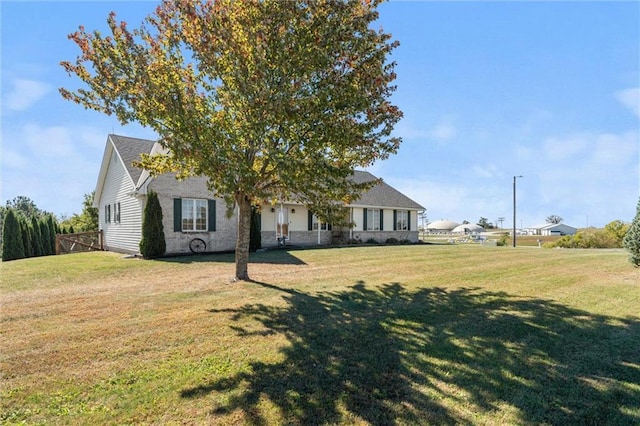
top-left (182, 281), bottom-right (640, 424)
top-left (159, 249), bottom-right (307, 265)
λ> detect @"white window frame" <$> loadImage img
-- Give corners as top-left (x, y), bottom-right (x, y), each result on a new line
top-left (312, 214), bottom-right (328, 231)
top-left (396, 210), bottom-right (408, 230)
top-left (182, 198), bottom-right (208, 232)
top-left (366, 208), bottom-right (380, 231)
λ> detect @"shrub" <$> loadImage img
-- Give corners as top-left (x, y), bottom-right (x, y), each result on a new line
top-left (20, 217), bottom-right (33, 258)
top-left (496, 233), bottom-right (509, 246)
top-left (385, 237), bottom-right (400, 245)
top-left (623, 198), bottom-right (640, 267)
top-left (140, 191), bottom-right (166, 259)
top-left (365, 238), bottom-right (378, 245)
top-left (39, 218), bottom-right (52, 255)
top-left (249, 206), bottom-right (261, 252)
top-left (46, 215), bottom-right (57, 255)
top-left (549, 223), bottom-right (628, 250)
top-left (2, 209), bottom-right (25, 261)
top-left (30, 216), bottom-right (43, 257)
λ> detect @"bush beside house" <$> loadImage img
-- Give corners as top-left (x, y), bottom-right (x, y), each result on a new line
top-left (139, 191), bottom-right (166, 259)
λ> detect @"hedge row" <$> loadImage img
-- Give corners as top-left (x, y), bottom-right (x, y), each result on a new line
top-left (2, 209), bottom-right (57, 261)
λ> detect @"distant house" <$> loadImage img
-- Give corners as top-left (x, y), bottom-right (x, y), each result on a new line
top-left (94, 134), bottom-right (425, 255)
top-left (526, 223), bottom-right (578, 236)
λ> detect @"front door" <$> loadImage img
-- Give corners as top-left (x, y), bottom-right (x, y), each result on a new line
top-left (276, 206), bottom-right (289, 243)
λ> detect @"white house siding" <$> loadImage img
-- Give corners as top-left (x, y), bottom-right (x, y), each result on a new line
top-left (148, 175), bottom-right (237, 254)
top-left (99, 150), bottom-right (143, 253)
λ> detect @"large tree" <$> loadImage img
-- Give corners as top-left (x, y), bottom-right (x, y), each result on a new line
top-left (60, 0), bottom-right (402, 280)
top-left (61, 192), bottom-right (99, 232)
top-left (546, 215), bottom-right (563, 224)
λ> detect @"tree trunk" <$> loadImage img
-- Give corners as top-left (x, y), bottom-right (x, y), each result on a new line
top-left (234, 192), bottom-right (252, 281)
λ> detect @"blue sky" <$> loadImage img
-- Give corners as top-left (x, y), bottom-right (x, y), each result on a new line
top-left (1, 1), bottom-right (638, 228)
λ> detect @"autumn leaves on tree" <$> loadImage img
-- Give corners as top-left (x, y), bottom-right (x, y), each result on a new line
top-left (60, 0), bottom-right (402, 280)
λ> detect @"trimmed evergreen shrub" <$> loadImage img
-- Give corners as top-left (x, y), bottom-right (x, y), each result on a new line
top-left (2, 209), bottom-right (25, 261)
top-left (623, 197), bottom-right (640, 267)
top-left (140, 190), bottom-right (166, 259)
top-left (249, 206), bottom-right (261, 252)
top-left (39, 219), bottom-right (52, 255)
top-left (46, 215), bottom-right (57, 255)
top-left (31, 216), bottom-right (43, 257)
top-left (20, 217), bottom-right (33, 258)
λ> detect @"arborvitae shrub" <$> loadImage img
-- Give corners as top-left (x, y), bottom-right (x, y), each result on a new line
top-left (2, 209), bottom-right (25, 261)
top-left (140, 190), bottom-right (166, 259)
top-left (39, 219), bottom-right (52, 255)
top-left (20, 217), bottom-right (33, 258)
top-left (46, 215), bottom-right (57, 255)
top-left (623, 197), bottom-right (640, 267)
top-left (31, 216), bottom-right (43, 257)
top-left (249, 206), bottom-right (261, 252)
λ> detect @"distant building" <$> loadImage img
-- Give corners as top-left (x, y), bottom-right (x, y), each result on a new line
top-left (526, 223), bottom-right (577, 236)
top-left (452, 224), bottom-right (485, 234)
top-left (426, 220), bottom-right (460, 232)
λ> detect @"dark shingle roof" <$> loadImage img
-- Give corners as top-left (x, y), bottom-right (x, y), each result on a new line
top-left (109, 134), bottom-right (156, 184)
top-left (106, 135), bottom-right (424, 210)
top-left (350, 170), bottom-right (424, 210)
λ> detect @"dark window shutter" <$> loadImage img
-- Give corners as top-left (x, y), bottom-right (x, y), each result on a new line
top-left (208, 199), bottom-right (216, 231)
top-left (393, 210), bottom-right (397, 231)
top-left (328, 223), bottom-right (332, 231)
top-left (408, 211), bottom-right (411, 231)
top-left (379, 209), bottom-right (384, 231)
top-left (363, 208), bottom-right (368, 231)
top-left (308, 211), bottom-right (313, 231)
top-left (173, 198), bottom-right (182, 232)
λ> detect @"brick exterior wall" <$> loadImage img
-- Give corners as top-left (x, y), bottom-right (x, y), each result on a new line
top-left (148, 175), bottom-right (237, 255)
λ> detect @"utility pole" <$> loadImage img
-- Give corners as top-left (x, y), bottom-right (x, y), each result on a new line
top-left (513, 176), bottom-right (523, 247)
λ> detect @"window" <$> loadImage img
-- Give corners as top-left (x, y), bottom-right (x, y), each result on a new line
top-left (182, 199), bottom-right (208, 231)
top-left (173, 198), bottom-right (216, 233)
top-left (312, 214), bottom-right (328, 231)
top-left (307, 211), bottom-right (331, 231)
top-left (105, 204), bottom-right (111, 223)
top-left (365, 208), bottom-right (381, 231)
top-left (395, 210), bottom-right (408, 230)
top-left (113, 202), bottom-right (121, 224)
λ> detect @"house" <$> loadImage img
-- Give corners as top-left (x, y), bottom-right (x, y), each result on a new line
top-left (525, 223), bottom-right (578, 236)
top-left (94, 134), bottom-right (425, 255)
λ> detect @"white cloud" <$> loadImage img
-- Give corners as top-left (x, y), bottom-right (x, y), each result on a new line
top-left (4, 78), bottom-right (51, 111)
top-left (532, 130), bottom-right (639, 226)
top-left (616, 87), bottom-right (640, 118)
top-left (472, 163), bottom-right (503, 179)
top-left (591, 131), bottom-right (638, 166)
top-left (543, 134), bottom-right (587, 162)
top-left (1, 123), bottom-right (106, 215)
top-left (393, 116), bottom-right (458, 143)
top-left (386, 176), bottom-right (510, 225)
top-left (430, 119), bottom-right (457, 142)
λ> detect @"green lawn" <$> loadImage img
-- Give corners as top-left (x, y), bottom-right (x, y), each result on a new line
top-left (1, 245), bottom-right (639, 425)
